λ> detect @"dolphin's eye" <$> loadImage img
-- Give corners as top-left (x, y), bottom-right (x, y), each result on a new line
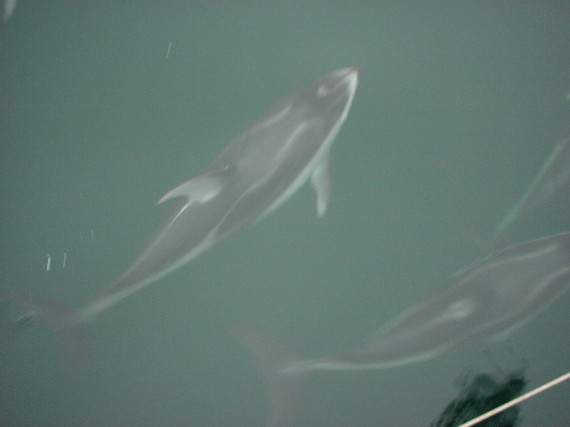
top-left (317, 84), bottom-right (330, 97)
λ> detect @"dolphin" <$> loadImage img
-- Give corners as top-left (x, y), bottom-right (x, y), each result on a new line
top-left (11, 67), bottom-right (359, 359)
top-left (494, 132), bottom-right (570, 244)
top-left (3, 0), bottom-right (17, 21)
top-left (238, 231), bottom-right (570, 427)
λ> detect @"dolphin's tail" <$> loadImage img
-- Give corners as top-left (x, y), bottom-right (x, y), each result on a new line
top-left (236, 327), bottom-right (308, 427)
top-left (10, 293), bottom-right (93, 366)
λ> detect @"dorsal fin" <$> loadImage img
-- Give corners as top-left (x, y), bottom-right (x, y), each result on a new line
top-left (157, 169), bottom-right (227, 205)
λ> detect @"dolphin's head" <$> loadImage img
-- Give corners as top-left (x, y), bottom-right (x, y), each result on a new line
top-left (292, 67), bottom-right (360, 130)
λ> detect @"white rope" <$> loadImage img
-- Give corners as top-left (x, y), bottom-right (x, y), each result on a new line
top-left (459, 370), bottom-right (570, 427)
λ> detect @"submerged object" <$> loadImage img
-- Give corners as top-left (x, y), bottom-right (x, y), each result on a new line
top-left (494, 133), bottom-right (570, 244)
top-left (459, 370), bottom-right (570, 427)
top-left (10, 67), bottom-right (360, 360)
top-left (239, 231), bottom-right (570, 426)
top-left (431, 370), bottom-right (527, 427)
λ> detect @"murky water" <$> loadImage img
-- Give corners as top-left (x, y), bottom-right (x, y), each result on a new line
top-left (1, 2), bottom-right (569, 426)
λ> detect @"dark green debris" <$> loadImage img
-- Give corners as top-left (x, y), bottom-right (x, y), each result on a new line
top-left (431, 370), bottom-right (527, 427)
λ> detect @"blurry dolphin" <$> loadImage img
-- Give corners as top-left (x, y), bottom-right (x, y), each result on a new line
top-left (494, 133), bottom-right (570, 244)
top-left (11, 67), bottom-right (359, 360)
top-left (238, 231), bottom-right (570, 427)
top-left (3, 0), bottom-right (17, 21)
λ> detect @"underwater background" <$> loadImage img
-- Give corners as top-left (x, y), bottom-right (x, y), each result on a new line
top-left (1, 1), bottom-right (569, 426)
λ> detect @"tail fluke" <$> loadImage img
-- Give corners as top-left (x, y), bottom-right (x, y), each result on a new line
top-left (10, 293), bottom-right (93, 366)
top-left (236, 327), bottom-right (307, 427)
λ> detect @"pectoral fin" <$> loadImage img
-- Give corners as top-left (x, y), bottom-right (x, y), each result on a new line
top-left (158, 170), bottom-right (226, 205)
top-left (310, 152), bottom-right (332, 217)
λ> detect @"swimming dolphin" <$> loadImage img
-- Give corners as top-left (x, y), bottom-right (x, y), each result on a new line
top-left (494, 132), bottom-right (570, 244)
top-left (11, 67), bottom-right (359, 359)
top-left (238, 231), bottom-right (570, 427)
top-left (3, 0), bottom-right (17, 21)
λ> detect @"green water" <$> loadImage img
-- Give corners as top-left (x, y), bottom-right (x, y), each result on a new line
top-left (1, 2), bottom-right (569, 426)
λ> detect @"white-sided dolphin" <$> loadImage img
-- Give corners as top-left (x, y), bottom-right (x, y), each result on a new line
top-left (239, 231), bottom-right (570, 427)
top-left (494, 132), bottom-right (570, 244)
top-left (3, 0), bottom-right (17, 21)
top-left (11, 67), bottom-right (359, 359)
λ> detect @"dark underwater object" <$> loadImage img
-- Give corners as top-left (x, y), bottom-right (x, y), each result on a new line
top-left (431, 370), bottom-right (527, 427)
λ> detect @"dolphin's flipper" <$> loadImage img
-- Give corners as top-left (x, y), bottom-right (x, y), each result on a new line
top-left (310, 151), bottom-right (332, 217)
top-left (236, 328), bottom-right (306, 427)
